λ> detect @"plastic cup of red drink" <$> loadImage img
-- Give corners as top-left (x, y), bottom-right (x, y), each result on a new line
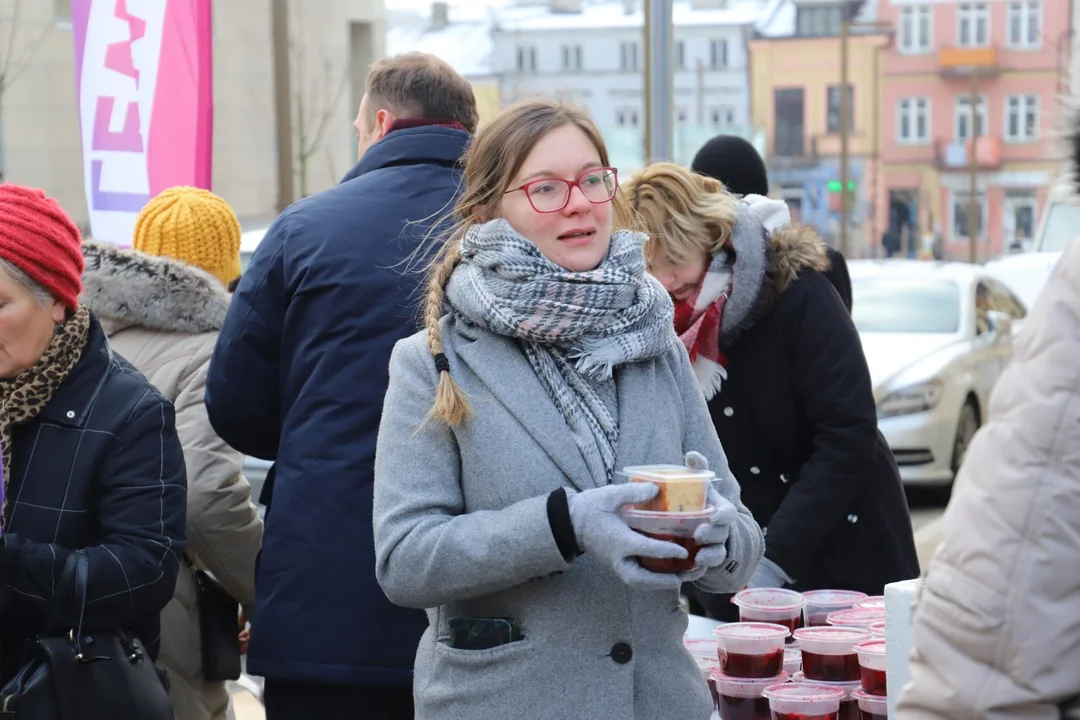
top-left (801, 590), bottom-right (867, 627)
top-left (711, 670), bottom-right (790, 720)
top-left (825, 608), bottom-right (884, 630)
top-left (714, 623), bottom-right (791, 678)
top-left (854, 596), bottom-right (885, 611)
top-left (854, 639), bottom-right (887, 696)
top-left (619, 506), bottom-right (712, 573)
top-left (733, 588), bottom-right (806, 640)
top-left (791, 674), bottom-right (862, 720)
top-left (867, 621), bottom-right (885, 639)
top-left (783, 647), bottom-right (802, 676)
top-left (792, 627), bottom-right (870, 682)
top-left (763, 682), bottom-right (846, 720)
top-left (851, 689), bottom-right (888, 720)
top-left (619, 465), bottom-right (714, 512)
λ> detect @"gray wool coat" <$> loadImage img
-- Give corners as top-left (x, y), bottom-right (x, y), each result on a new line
top-left (373, 316), bottom-right (764, 720)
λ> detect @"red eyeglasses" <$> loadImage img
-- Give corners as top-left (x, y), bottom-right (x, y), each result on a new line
top-left (504, 167), bottom-right (619, 213)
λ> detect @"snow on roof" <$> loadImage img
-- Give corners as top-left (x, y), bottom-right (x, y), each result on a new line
top-left (386, 4), bottom-right (497, 78)
top-left (494, 0), bottom-right (766, 33)
top-left (754, 0), bottom-right (878, 39)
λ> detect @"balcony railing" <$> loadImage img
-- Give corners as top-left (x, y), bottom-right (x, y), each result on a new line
top-left (769, 134), bottom-right (819, 168)
top-left (934, 136), bottom-right (1001, 171)
top-left (937, 45), bottom-right (1000, 77)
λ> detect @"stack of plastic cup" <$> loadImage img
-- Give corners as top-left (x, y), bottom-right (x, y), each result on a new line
top-left (712, 623), bottom-right (793, 719)
top-left (733, 588), bottom-right (807, 642)
top-left (763, 683), bottom-right (847, 720)
top-left (617, 465), bottom-right (715, 573)
top-left (852, 689), bottom-right (888, 720)
top-left (855, 639), bottom-right (887, 696)
top-left (801, 590), bottom-right (868, 627)
top-left (793, 626), bottom-right (871, 683)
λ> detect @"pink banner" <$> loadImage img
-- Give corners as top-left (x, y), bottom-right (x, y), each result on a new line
top-left (72, 0), bottom-right (213, 245)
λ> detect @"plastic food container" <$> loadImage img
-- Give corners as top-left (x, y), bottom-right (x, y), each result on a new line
top-left (733, 589), bottom-right (806, 640)
top-left (711, 670), bottom-right (790, 720)
top-left (792, 673), bottom-right (862, 720)
top-left (802, 590), bottom-right (868, 627)
top-left (855, 596), bottom-right (886, 611)
top-left (714, 623), bottom-right (791, 679)
top-left (619, 506), bottom-right (712, 572)
top-left (763, 682), bottom-right (846, 720)
top-left (619, 464), bottom-right (713, 512)
top-left (825, 608), bottom-right (885, 630)
top-left (854, 639), bottom-right (887, 696)
top-left (783, 647), bottom-right (802, 676)
top-left (852, 688), bottom-right (888, 720)
top-left (867, 621), bottom-right (885, 639)
top-left (793, 627), bottom-right (871, 682)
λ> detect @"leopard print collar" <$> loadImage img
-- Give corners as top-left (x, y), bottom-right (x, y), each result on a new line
top-left (0, 305), bottom-right (91, 527)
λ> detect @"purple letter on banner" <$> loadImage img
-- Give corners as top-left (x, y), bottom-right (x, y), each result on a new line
top-left (92, 97), bottom-right (143, 152)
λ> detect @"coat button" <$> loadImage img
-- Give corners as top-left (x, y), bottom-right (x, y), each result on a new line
top-left (611, 642), bottom-right (633, 664)
top-left (780, 473), bottom-right (789, 484)
top-left (750, 467), bottom-right (760, 475)
top-left (66, 411), bottom-right (75, 419)
top-left (723, 407), bottom-right (734, 417)
top-left (847, 514), bottom-right (859, 524)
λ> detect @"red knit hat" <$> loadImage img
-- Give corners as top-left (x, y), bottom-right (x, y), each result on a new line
top-left (0, 184), bottom-right (84, 310)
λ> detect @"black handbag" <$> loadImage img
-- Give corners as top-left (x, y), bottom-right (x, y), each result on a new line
top-left (187, 557), bottom-right (242, 682)
top-left (0, 550), bottom-right (174, 719)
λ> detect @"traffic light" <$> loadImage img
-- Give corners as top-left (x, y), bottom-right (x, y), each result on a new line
top-left (826, 180), bottom-right (857, 193)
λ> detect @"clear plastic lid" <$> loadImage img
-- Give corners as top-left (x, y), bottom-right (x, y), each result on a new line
top-left (710, 670), bottom-right (791, 699)
top-left (802, 589), bottom-right (868, 608)
top-left (854, 639), bottom-right (888, 671)
top-left (714, 622), bottom-right (791, 655)
top-left (733, 588), bottom-right (806, 613)
top-left (793, 626), bottom-right (871, 655)
top-left (855, 595), bottom-right (886, 610)
top-left (619, 464), bottom-right (715, 482)
top-left (619, 505), bottom-right (713, 537)
top-left (763, 682), bottom-right (846, 713)
top-left (826, 607), bottom-right (885, 628)
top-left (852, 688), bottom-right (889, 713)
top-left (791, 672), bottom-right (861, 697)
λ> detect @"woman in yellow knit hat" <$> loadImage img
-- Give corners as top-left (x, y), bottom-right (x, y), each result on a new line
top-left (81, 186), bottom-right (262, 720)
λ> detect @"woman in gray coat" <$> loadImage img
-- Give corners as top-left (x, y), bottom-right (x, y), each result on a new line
top-left (373, 98), bottom-right (764, 720)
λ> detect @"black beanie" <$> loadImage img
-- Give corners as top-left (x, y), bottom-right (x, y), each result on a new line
top-left (691, 135), bottom-right (769, 197)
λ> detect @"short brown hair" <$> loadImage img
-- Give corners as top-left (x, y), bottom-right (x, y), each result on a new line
top-left (364, 52), bottom-right (478, 133)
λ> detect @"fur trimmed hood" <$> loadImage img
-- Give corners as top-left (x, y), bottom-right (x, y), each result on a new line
top-left (719, 199), bottom-right (831, 346)
top-left (80, 241), bottom-right (230, 335)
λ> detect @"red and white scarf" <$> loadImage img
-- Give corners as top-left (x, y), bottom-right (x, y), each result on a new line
top-left (674, 247), bottom-right (734, 400)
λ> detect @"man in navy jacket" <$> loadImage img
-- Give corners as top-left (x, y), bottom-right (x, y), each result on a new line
top-left (205, 53), bottom-right (477, 719)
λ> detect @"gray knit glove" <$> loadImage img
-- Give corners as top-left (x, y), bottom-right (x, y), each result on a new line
top-left (567, 483), bottom-right (687, 590)
top-left (685, 452), bottom-right (739, 570)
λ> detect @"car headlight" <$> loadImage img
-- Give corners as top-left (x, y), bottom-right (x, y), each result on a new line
top-left (877, 381), bottom-right (943, 418)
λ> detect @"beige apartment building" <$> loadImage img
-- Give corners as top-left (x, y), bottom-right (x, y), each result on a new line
top-left (1, 0), bottom-right (386, 230)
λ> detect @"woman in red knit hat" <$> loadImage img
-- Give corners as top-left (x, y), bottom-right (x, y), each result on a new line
top-left (0, 185), bottom-right (187, 711)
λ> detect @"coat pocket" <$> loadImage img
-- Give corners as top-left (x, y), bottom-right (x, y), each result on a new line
top-left (914, 560), bottom-right (1005, 666)
top-left (418, 638), bottom-right (537, 719)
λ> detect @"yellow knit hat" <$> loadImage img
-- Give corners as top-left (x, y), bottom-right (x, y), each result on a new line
top-left (133, 186), bottom-right (242, 286)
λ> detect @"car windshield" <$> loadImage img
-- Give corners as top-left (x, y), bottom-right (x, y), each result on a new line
top-left (1037, 201), bottom-right (1080, 252)
top-left (852, 278), bottom-right (961, 333)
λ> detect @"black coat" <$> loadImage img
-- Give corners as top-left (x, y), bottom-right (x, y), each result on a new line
top-left (205, 125), bottom-right (470, 685)
top-left (704, 224), bottom-right (918, 599)
top-left (0, 316), bottom-right (187, 681)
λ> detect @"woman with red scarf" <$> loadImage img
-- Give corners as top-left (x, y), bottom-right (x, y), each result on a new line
top-left (620, 163), bottom-right (918, 612)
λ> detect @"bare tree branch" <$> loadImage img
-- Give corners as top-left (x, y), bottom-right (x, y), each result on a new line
top-left (0, 0), bottom-right (56, 102)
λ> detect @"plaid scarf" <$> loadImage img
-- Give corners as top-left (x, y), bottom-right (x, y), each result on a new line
top-left (446, 218), bottom-right (675, 479)
top-left (0, 305), bottom-right (92, 528)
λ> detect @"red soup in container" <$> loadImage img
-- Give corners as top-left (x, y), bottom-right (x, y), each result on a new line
top-left (851, 688), bottom-right (888, 720)
top-left (801, 590), bottom-right (867, 627)
top-left (763, 682), bottom-right (846, 720)
top-left (854, 639), bottom-right (887, 696)
top-left (711, 670), bottom-right (790, 720)
top-left (714, 623), bottom-right (791, 678)
top-left (793, 627), bottom-right (871, 683)
top-left (619, 506), bottom-right (712, 573)
top-left (733, 589), bottom-right (806, 642)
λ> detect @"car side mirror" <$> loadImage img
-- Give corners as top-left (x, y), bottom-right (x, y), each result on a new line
top-left (987, 310), bottom-right (1013, 339)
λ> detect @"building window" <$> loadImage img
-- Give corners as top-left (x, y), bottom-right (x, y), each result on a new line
top-left (796, 6), bottom-right (844, 37)
top-left (620, 41), bottom-right (639, 71)
top-left (774, 88), bottom-right (805, 156)
top-left (897, 97), bottom-right (930, 143)
top-left (955, 94), bottom-right (987, 140)
top-left (899, 6), bottom-right (932, 54)
top-left (1005, 94), bottom-right (1038, 141)
top-left (957, 2), bottom-right (989, 47)
top-left (953, 192), bottom-right (986, 240)
top-left (616, 107), bottom-right (640, 128)
top-left (709, 106), bottom-right (736, 129)
top-left (710, 39), bottom-right (728, 69)
top-left (826, 84), bottom-right (854, 134)
top-left (1007, 1), bottom-right (1041, 49)
top-left (516, 45), bottom-right (537, 73)
top-left (561, 44), bottom-right (582, 71)
top-left (675, 40), bottom-right (685, 70)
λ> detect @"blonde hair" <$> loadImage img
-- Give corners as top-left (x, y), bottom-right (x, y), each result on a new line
top-left (423, 97), bottom-right (622, 426)
top-left (618, 162), bottom-right (739, 266)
